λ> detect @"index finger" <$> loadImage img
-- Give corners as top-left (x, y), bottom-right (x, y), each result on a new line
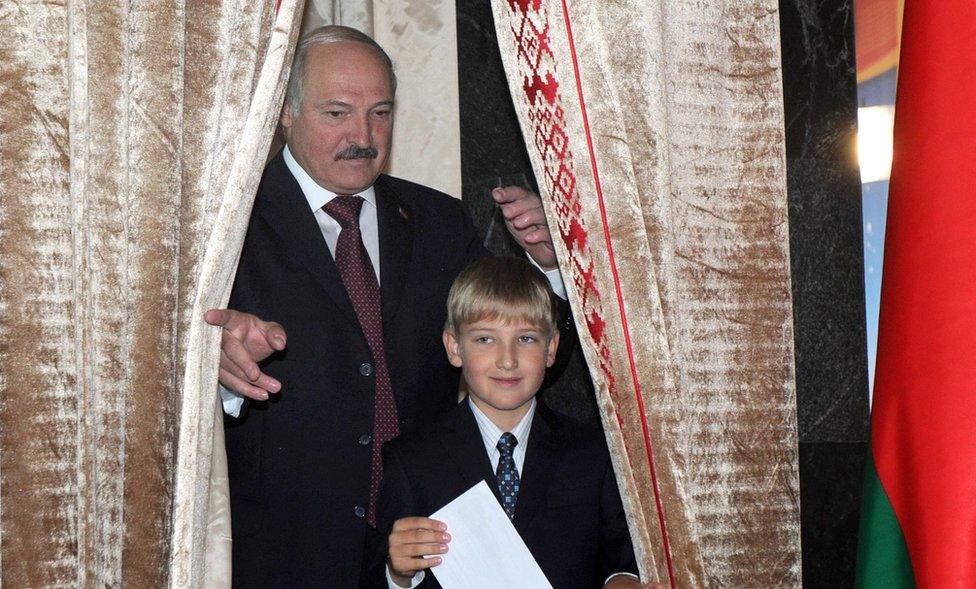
top-left (491, 185), bottom-right (535, 204)
top-left (392, 517), bottom-right (447, 532)
top-left (204, 308), bottom-right (233, 328)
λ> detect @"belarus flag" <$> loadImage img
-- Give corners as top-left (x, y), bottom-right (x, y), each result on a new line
top-left (855, 1), bottom-right (976, 587)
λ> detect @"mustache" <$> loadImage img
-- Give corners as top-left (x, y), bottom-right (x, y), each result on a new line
top-left (334, 145), bottom-right (378, 161)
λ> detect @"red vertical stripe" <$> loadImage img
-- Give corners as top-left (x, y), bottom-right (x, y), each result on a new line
top-left (557, 3), bottom-right (676, 586)
top-left (871, 0), bottom-right (976, 585)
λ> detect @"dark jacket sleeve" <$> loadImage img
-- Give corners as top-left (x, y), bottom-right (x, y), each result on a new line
top-left (365, 442), bottom-right (420, 588)
top-left (461, 201), bottom-right (491, 266)
top-left (598, 454), bottom-right (640, 581)
top-left (542, 294), bottom-right (578, 388)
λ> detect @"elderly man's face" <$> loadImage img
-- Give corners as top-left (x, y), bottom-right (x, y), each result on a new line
top-left (281, 41), bottom-right (394, 194)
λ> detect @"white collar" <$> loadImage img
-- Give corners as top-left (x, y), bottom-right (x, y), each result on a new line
top-left (283, 144), bottom-right (377, 212)
top-left (468, 397), bottom-right (536, 448)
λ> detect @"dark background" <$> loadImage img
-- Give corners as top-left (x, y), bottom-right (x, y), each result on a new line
top-left (455, 0), bottom-right (870, 586)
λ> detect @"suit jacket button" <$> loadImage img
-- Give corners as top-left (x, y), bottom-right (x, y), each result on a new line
top-left (354, 505), bottom-right (366, 518)
top-left (359, 362), bottom-right (374, 377)
top-left (359, 434), bottom-right (373, 446)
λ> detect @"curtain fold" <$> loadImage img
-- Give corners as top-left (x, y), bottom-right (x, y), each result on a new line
top-left (491, 0), bottom-right (802, 585)
top-left (172, 2), bottom-right (307, 586)
top-left (0, 4), bottom-right (77, 585)
top-left (0, 1), bottom-right (304, 585)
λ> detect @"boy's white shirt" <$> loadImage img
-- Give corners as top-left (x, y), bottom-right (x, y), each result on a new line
top-left (387, 398), bottom-right (535, 588)
top-left (469, 396), bottom-right (535, 473)
top-left (386, 398), bottom-right (638, 588)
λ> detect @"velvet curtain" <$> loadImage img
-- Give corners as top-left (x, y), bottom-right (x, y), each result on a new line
top-left (0, 1), bottom-right (304, 586)
top-left (491, 0), bottom-right (802, 585)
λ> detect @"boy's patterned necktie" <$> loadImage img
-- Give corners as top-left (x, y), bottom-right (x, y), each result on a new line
top-left (322, 195), bottom-right (399, 526)
top-left (496, 432), bottom-right (521, 519)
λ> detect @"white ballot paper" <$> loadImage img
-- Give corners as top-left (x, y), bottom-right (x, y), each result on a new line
top-left (428, 480), bottom-right (553, 589)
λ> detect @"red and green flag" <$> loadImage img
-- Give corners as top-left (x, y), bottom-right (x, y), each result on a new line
top-left (855, 1), bottom-right (976, 586)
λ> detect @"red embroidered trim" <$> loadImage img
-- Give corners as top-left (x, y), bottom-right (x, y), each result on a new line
top-left (504, 0), bottom-right (676, 584)
top-left (556, 4), bottom-right (676, 586)
top-left (504, 0), bottom-right (616, 395)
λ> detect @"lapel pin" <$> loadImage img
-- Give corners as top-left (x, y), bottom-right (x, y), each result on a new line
top-left (398, 206), bottom-right (410, 221)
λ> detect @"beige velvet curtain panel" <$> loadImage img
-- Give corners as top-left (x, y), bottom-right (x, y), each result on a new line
top-left (491, 0), bottom-right (802, 585)
top-left (0, 1), bottom-right (305, 586)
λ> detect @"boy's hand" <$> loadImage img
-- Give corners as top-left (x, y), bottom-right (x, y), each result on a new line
top-left (602, 575), bottom-right (667, 589)
top-left (387, 517), bottom-right (450, 587)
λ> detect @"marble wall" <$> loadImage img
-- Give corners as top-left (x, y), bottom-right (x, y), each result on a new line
top-left (456, 0), bottom-right (869, 584)
top-left (779, 0), bottom-right (871, 585)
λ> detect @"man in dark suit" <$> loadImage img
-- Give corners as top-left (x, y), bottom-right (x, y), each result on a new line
top-left (204, 26), bottom-right (565, 587)
top-left (378, 257), bottom-right (641, 589)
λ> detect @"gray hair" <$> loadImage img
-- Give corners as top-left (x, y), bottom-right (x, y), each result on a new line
top-left (285, 25), bottom-right (397, 115)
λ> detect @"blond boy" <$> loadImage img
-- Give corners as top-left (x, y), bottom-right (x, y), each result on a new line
top-left (373, 257), bottom-right (647, 589)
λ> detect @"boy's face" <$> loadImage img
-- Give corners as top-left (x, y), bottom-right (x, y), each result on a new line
top-left (443, 317), bottom-right (559, 429)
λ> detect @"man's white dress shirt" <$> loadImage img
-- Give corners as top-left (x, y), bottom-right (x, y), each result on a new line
top-left (220, 146), bottom-right (565, 416)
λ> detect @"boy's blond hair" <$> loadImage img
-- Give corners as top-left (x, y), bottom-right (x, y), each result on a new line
top-left (444, 257), bottom-right (557, 337)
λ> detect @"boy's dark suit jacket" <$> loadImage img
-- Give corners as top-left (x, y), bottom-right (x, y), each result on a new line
top-left (224, 152), bottom-right (485, 587)
top-left (373, 401), bottom-right (639, 589)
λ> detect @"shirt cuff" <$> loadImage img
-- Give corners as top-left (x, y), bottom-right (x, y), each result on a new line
top-left (219, 385), bottom-right (245, 418)
top-left (386, 565), bottom-right (425, 588)
top-left (605, 572), bottom-right (641, 585)
top-left (526, 253), bottom-right (567, 300)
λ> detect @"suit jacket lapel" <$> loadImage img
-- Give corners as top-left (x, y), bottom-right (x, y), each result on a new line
top-left (440, 402), bottom-right (562, 529)
top-left (255, 154), bottom-right (358, 324)
top-left (439, 402), bottom-right (501, 503)
top-left (513, 404), bottom-right (560, 533)
top-left (374, 176), bottom-right (414, 326)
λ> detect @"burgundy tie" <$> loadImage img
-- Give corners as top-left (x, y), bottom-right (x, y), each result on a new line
top-left (322, 195), bottom-right (399, 525)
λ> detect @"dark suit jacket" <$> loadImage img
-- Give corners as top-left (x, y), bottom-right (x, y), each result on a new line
top-left (225, 153), bottom-right (486, 587)
top-left (373, 401), bottom-right (638, 589)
